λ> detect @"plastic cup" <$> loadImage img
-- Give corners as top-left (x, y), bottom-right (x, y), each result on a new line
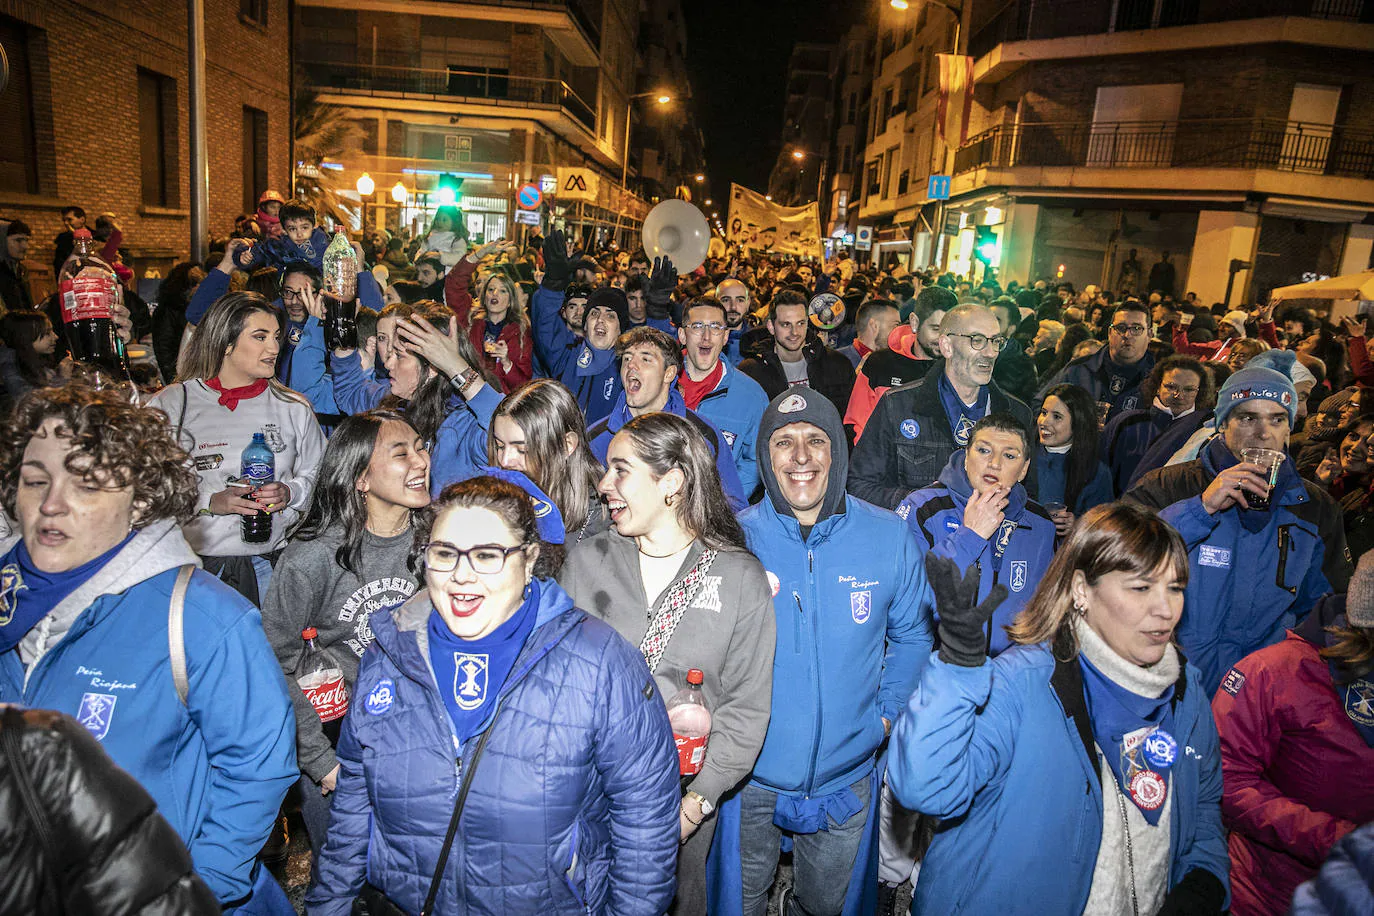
top-left (1240, 447), bottom-right (1284, 510)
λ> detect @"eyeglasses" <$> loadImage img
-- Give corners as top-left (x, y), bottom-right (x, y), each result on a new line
top-left (1110, 323), bottom-right (1149, 337)
top-left (685, 321), bottom-right (727, 334)
top-left (1160, 383), bottom-right (1199, 396)
top-left (421, 542), bottom-right (528, 575)
top-left (946, 333), bottom-right (1008, 352)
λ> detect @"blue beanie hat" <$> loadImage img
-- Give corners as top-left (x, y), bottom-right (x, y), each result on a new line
top-left (479, 466), bottom-right (565, 545)
top-left (1214, 366), bottom-right (1298, 429)
top-left (1245, 348), bottom-right (1296, 379)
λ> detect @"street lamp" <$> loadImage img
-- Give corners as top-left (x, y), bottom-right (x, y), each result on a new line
top-left (890, 0), bottom-right (910, 8)
top-left (391, 181), bottom-right (407, 203)
top-left (704, 199), bottom-right (712, 206)
top-left (792, 150), bottom-right (806, 161)
top-left (695, 173), bottom-right (705, 183)
top-left (356, 173), bottom-right (375, 229)
top-left (790, 149), bottom-right (828, 205)
top-left (618, 91), bottom-right (672, 240)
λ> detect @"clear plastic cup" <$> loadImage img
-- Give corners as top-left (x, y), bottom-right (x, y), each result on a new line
top-left (1240, 447), bottom-right (1284, 510)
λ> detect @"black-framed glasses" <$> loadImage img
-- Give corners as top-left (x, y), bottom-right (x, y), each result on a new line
top-left (1160, 382), bottom-right (1199, 396)
top-left (947, 332), bottom-right (1008, 352)
top-left (685, 321), bottom-right (727, 334)
top-left (422, 542), bottom-right (528, 575)
top-left (1110, 323), bottom-right (1148, 337)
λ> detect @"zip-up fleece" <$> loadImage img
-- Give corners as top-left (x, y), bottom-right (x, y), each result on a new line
top-left (0, 521), bottom-right (298, 905)
top-left (306, 580), bottom-right (680, 916)
top-left (686, 359), bottom-right (770, 498)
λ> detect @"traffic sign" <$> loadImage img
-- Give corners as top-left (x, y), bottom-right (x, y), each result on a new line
top-left (514, 209), bottom-right (541, 226)
top-left (855, 225), bottom-right (873, 251)
top-left (516, 183), bottom-right (543, 210)
top-left (928, 174), bottom-right (951, 200)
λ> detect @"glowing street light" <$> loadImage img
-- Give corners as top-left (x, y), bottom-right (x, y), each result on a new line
top-left (704, 199), bottom-right (712, 206)
top-left (765, 195), bottom-right (773, 201)
top-left (695, 174), bottom-right (705, 183)
top-left (437, 186), bottom-right (457, 206)
top-left (355, 172), bottom-right (375, 197)
top-left (792, 150), bottom-right (806, 161)
top-left (657, 94), bottom-right (672, 105)
top-left (391, 182), bottom-right (408, 203)
top-left (891, 0), bottom-right (910, 9)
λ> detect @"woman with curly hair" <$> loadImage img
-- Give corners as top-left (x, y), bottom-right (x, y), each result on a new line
top-left (444, 239), bottom-right (535, 392)
top-left (0, 385), bottom-right (298, 913)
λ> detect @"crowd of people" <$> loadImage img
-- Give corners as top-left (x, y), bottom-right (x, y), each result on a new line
top-left (1, 191), bottom-right (1373, 916)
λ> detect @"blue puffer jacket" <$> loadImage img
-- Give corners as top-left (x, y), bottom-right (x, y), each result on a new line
top-left (307, 580), bottom-right (680, 916)
top-left (530, 286), bottom-right (621, 424)
top-left (1040, 346), bottom-right (1154, 423)
top-left (895, 451), bottom-right (1056, 656)
top-left (687, 359), bottom-right (769, 499)
top-left (1127, 440), bottom-right (1350, 694)
top-left (1291, 821), bottom-right (1374, 915)
top-left (738, 496), bottom-right (934, 797)
top-left (889, 647), bottom-right (1230, 915)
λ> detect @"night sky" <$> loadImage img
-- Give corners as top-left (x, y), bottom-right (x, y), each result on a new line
top-left (683, 0), bottom-right (850, 197)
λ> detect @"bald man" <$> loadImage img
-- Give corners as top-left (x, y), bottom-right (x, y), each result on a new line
top-left (849, 303), bottom-right (1034, 508)
top-left (717, 277), bottom-right (752, 365)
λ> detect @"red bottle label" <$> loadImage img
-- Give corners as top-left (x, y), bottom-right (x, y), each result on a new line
top-left (58, 276), bottom-right (115, 322)
top-left (674, 732), bottom-right (708, 775)
top-left (303, 675), bottom-right (349, 723)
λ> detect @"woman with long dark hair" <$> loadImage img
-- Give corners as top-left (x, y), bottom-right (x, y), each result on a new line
top-left (259, 410), bottom-right (430, 859)
top-left (0, 309), bottom-right (60, 404)
top-left (560, 412), bottom-right (776, 915)
top-left (890, 502), bottom-right (1229, 915)
top-left (488, 378), bottom-right (607, 543)
top-left (151, 261), bottom-right (206, 382)
top-left (1035, 383), bottom-right (1113, 534)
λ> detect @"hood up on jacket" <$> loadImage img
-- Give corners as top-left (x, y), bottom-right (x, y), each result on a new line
top-left (757, 386), bottom-right (848, 525)
top-left (0, 219), bottom-right (26, 269)
top-left (936, 448), bottom-right (1029, 521)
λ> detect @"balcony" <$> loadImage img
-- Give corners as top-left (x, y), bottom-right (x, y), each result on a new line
top-left (953, 118), bottom-right (1374, 179)
top-left (300, 61), bottom-right (597, 134)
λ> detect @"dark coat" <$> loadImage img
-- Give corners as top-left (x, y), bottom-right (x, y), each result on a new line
top-left (738, 340), bottom-right (856, 418)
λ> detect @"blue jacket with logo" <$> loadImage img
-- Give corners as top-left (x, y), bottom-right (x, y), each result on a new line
top-left (895, 451), bottom-right (1056, 656)
top-left (738, 497), bottom-right (934, 797)
top-left (889, 647), bottom-right (1229, 914)
top-left (306, 580), bottom-right (680, 916)
top-left (0, 521), bottom-right (298, 906)
top-left (286, 316), bottom-right (340, 414)
top-left (429, 382), bottom-right (501, 496)
top-left (530, 285), bottom-right (621, 424)
top-left (687, 359), bottom-right (769, 499)
top-left (1126, 440), bottom-right (1351, 694)
top-left (1042, 346), bottom-right (1155, 423)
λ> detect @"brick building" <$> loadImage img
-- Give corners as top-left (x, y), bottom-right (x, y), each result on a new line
top-left (0, 0), bottom-right (292, 293)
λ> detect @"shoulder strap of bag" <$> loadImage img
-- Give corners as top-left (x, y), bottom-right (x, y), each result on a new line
top-left (638, 547), bottom-right (717, 674)
top-left (420, 713), bottom-right (498, 916)
top-left (1, 707), bottom-right (65, 912)
top-left (168, 565), bottom-right (195, 705)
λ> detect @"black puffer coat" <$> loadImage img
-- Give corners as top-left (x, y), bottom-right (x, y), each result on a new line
top-left (0, 707), bottom-right (219, 915)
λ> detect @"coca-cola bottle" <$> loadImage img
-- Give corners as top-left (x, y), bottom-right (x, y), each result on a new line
top-left (58, 228), bottom-right (134, 391)
top-left (666, 668), bottom-right (712, 776)
top-left (298, 627), bottom-right (349, 744)
top-left (321, 230), bottom-right (359, 350)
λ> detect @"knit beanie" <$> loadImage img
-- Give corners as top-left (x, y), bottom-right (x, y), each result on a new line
top-left (1214, 365), bottom-right (1298, 429)
top-left (584, 287), bottom-right (630, 335)
top-left (1221, 310), bottom-right (1250, 337)
top-left (1348, 552), bottom-right (1374, 628)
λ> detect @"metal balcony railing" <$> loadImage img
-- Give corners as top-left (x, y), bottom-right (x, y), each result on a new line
top-left (952, 118), bottom-right (1374, 178)
top-left (300, 61), bottom-right (597, 133)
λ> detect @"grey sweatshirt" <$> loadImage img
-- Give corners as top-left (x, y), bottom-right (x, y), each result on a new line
top-left (260, 526), bottom-right (418, 781)
top-left (559, 530), bottom-right (776, 806)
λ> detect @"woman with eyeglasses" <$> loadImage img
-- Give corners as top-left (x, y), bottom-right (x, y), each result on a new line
top-left (307, 475), bottom-right (680, 916)
top-left (1101, 356), bottom-right (1214, 496)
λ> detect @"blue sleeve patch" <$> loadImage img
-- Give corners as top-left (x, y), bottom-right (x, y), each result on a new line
top-left (1220, 668), bottom-right (1246, 696)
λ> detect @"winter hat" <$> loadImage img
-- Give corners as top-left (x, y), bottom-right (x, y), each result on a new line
top-left (1247, 348), bottom-right (1297, 380)
top-left (478, 466), bottom-right (565, 545)
top-left (1318, 388), bottom-right (1354, 416)
top-left (584, 286), bottom-right (630, 334)
top-left (3, 219), bottom-right (31, 238)
top-left (756, 386), bottom-right (848, 526)
top-left (1221, 310), bottom-right (1250, 337)
top-left (1214, 365), bottom-right (1298, 429)
top-left (1348, 553), bottom-right (1374, 628)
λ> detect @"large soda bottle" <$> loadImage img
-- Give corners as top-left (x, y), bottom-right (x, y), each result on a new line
top-left (58, 228), bottom-right (133, 388)
top-left (666, 668), bottom-right (712, 776)
top-left (298, 627), bottom-right (349, 745)
top-left (321, 230), bottom-right (359, 350)
top-left (240, 432), bottom-right (275, 544)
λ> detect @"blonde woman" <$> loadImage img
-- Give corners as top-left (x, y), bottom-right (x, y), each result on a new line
top-left (445, 238), bottom-right (533, 391)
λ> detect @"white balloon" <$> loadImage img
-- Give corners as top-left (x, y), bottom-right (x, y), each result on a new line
top-left (642, 200), bottom-right (710, 273)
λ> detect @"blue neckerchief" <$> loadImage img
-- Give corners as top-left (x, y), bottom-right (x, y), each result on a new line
top-left (773, 783), bottom-right (864, 834)
top-left (1080, 655), bottom-right (1176, 825)
top-left (937, 374), bottom-right (989, 446)
top-left (574, 341), bottom-right (616, 377)
top-left (427, 579), bottom-right (540, 744)
top-left (936, 450), bottom-right (1028, 569)
top-left (484, 317), bottom-right (508, 343)
top-left (1036, 448), bottom-right (1068, 507)
top-left (1326, 615), bottom-right (1374, 748)
top-left (0, 532), bottom-right (136, 653)
top-left (1204, 437), bottom-right (1298, 534)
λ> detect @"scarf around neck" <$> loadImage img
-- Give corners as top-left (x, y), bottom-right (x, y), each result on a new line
top-left (206, 376), bottom-right (269, 411)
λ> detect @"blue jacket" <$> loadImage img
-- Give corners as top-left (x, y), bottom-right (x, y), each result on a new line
top-left (895, 452), bottom-right (1056, 656)
top-left (530, 285), bottom-right (621, 424)
top-left (738, 496), bottom-right (934, 797)
top-left (1042, 347), bottom-right (1154, 423)
top-left (1032, 446), bottom-right (1114, 515)
top-left (429, 383), bottom-right (501, 495)
top-left (587, 386), bottom-right (748, 510)
top-left (1291, 822), bottom-right (1374, 915)
top-left (1126, 442), bottom-right (1350, 694)
top-left (0, 521), bottom-right (298, 905)
top-left (307, 581), bottom-right (680, 916)
top-left (889, 647), bottom-right (1230, 914)
top-left (1102, 406), bottom-right (1209, 496)
top-left (686, 359), bottom-right (769, 499)
top-left (185, 256), bottom-right (384, 328)
top-left (286, 316), bottom-right (339, 413)
top-left (327, 331), bottom-right (390, 415)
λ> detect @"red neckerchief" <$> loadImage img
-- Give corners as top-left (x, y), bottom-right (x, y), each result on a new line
top-left (679, 360), bottom-right (725, 411)
top-left (206, 377), bottom-right (269, 411)
top-left (853, 339), bottom-right (873, 359)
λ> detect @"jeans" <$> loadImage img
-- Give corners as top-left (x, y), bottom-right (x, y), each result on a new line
top-left (296, 773), bottom-right (334, 862)
top-left (738, 776), bottom-right (872, 916)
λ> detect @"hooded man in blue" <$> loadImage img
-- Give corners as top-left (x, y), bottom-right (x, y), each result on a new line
top-left (1128, 363), bottom-right (1351, 693)
top-left (710, 386), bottom-right (935, 916)
top-left (896, 413), bottom-right (1057, 656)
top-left (531, 230), bottom-right (624, 424)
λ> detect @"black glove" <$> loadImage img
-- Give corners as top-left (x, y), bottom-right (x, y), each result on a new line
top-left (924, 553), bottom-right (1007, 668)
top-left (1154, 869), bottom-right (1226, 916)
top-left (541, 230), bottom-right (573, 292)
top-left (647, 255), bottom-right (677, 320)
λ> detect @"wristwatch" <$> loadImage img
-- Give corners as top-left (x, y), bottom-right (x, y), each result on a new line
top-left (685, 790), bottom-right (715, 817)
top-left (449, 367), bottom-right (478, 392)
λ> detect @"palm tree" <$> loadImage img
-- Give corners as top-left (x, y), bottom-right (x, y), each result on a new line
top-left (293, 79), bottom-right (359, 228)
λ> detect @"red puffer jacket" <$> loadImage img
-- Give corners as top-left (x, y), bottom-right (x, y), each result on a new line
top-left (1212, 594), bottom-right (1374, 916)
top-left (443, 257), bottom-right (533, 393)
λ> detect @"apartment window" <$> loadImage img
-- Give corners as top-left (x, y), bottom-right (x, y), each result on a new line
top-left (0, 15), bottom-right (40, 194)
top-left (866, 161), bottom-right (881, 199)
top-left (138, 68), bottom-right (178, 208)
top-left (240, 0), bottom-right (268, 26)
top-left (242, 106), bottom-right (269, 214)
top-left (883, 88), bottom-right (894, 122)
top-left (847, 93), bottom-right (857, 125)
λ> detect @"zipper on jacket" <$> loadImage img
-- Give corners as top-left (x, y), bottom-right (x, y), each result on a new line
top-left (805, 549), bottom-right (824, 797)
top-left (792, 592), bottom-right (804, 654)
top-left (1275, 526), bottom-right (1296, 595)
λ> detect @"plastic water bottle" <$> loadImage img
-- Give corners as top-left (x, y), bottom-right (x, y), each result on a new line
top-left (299, 627), bottom-right (349, 744)
top-left (322, 230), bottom-right (359, 350)
top-left (240, 432), bottom-right (275, 544)
top-left (666, 668), bottom-right (712, 776)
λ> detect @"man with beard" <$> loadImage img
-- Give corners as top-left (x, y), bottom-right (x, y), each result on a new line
top-left (1041, 302), bottom-right (1155, 423)
top-left (738, 289), bottom-right (855, 418)
top-left (849, 303), bottom-right (1033, 509)
top-left (717, 277), bottom-right (753, 365)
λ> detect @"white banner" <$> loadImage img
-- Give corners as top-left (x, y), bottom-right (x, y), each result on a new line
top-left (726, 183), bottom-right (823, 258)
